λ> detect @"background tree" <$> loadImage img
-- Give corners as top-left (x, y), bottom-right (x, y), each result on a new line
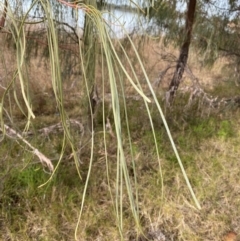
top-left (167, 0), bottom-right (197, 104)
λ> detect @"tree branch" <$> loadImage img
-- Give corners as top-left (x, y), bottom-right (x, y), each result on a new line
top-left (1, 125), bottom-right (54, 172)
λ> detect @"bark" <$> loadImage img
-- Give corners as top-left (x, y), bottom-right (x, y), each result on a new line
top-left (168, 0), bottom-right (197, 104)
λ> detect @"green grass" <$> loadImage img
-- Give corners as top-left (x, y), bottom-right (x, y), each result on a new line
top-left (1, 92), bottom-right (240, 240)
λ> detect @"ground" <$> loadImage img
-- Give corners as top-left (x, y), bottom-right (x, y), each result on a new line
top-left (0, 30), bottom-right (240, 241)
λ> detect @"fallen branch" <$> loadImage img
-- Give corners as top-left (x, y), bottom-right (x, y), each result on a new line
top-left (1, 124), bottom-right (54, 172)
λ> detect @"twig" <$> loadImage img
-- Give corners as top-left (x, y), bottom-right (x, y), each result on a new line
top-left (1, 124), bottom-right (54, 172)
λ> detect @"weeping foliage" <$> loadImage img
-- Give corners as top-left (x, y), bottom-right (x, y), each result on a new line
top-left (0, 0), bottom-right (201, 240)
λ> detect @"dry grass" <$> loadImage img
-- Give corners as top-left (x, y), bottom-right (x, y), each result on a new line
top-left (1, 31), bottom-right (240, 241)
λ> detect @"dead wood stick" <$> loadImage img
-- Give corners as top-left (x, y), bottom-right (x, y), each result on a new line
top-left (1, 124), bottom-right (54, 172)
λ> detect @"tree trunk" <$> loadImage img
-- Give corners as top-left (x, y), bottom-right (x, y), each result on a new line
top-left (168, 0), bottom-right (197, 104)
